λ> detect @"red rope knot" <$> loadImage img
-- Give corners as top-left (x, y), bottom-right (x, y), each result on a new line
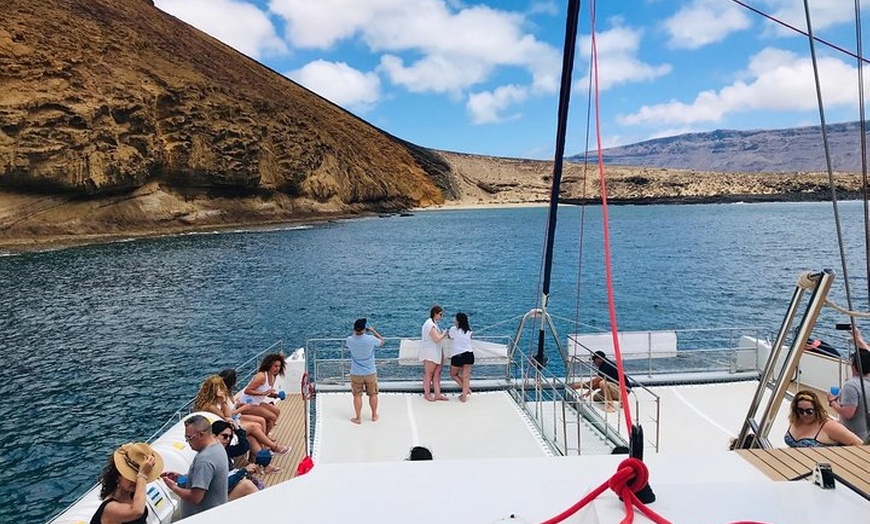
top-left (608, 457), bottom-right (649, 496)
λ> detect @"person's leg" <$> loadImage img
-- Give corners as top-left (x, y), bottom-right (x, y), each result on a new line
top-left (450, 365), bottom-right (463, 388)
top-left (423, 361), bottom-right (435, 401)
top-left (229, 478), bottom-right (259, 501)
top-left (367, 375), bottom-right (379, 421)
top-left (351, 376), bottom-right (363, 424)
top-left (434, 364), bottom-right (448, 400)
top-left (244, 405), bottom-right (278, 433)
top-left (240, 413), bottom-right (268, 433)
top-left (462, 363), bottom-right (472, 398)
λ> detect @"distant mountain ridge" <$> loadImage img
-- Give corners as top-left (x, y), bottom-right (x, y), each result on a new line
top-left (573, 122), bottom-right (868, 173)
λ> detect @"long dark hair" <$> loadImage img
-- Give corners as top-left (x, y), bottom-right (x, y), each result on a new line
top-left (258, 353), bottom-right (286, 376)
top-left (97, 455), bottom-right (121, 499)
top-left (455, 312), bottom-right (471, 333)
top-left (219, 368), bottom-right (237, 391)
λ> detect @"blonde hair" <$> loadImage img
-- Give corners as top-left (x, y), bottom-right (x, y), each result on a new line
top-left (788, 389), bottom-right (827, 425)
top-left (194, 375), bottom-right (229, 411)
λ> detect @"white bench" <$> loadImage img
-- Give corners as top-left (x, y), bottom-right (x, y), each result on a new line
top-left (398, 338), bottom-right (509, 365)
top-left (568, 330), bottom-right (678, 362)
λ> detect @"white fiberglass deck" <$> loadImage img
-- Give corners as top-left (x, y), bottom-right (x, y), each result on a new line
top-left (605, 380), bottom-right (793, 453)
top-left (182, 449), bottom-right (869, 524)
top-left (312, 391), bottom-right (553, 463)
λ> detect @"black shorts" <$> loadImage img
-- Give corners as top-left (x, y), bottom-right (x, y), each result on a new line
top-left (451, 351), bottom-right (475, 367)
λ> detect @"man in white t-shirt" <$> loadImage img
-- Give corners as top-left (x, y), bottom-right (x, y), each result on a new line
top-left (346, 318), bottom-right (384, 424)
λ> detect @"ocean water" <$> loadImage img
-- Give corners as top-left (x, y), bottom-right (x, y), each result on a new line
top-left (1, 202), bottom-right (869, 522)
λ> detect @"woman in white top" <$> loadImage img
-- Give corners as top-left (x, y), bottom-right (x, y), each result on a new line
top-left (240, 354), bottom-right (285, 433)
top-left (448, 312), bottom-right (474, 402)
top-left (421, 305), bottom-right (449, 401)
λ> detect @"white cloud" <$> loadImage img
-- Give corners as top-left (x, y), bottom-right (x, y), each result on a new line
top-left (268, 0), bottom-right (560, 95)
top-left (663, 0), bottom-right (752, 49)
top-left (466, 85), bottom-right (529, 124)
top-left (155, 0), bottom-right (287, 58)
top-left (287, 61), bottom-right (381, 110)
top-left (761, 0), bottom-right (870, 35)
top-left (576, 25), bottom-right (672, 92)
top-left (619, 47), bottom-right (860, 126)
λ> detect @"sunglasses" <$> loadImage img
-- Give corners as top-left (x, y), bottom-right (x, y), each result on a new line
top-left (184, 430), bottom-right (203, 442)
top-left (217, 432), bottom-right (233, 440)
top-left (796, 407), bottom-right (815, 416)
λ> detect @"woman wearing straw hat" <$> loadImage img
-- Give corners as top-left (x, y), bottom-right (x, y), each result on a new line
top-left (91, 442), bottom-right (163, 524)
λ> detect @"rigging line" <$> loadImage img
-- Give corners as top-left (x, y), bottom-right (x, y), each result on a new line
top-left (572, 0), bottom-right (597, 357)
top-left (729, 0), bottom-right (870, 65)
top-left (802, 0), bottom-right (856, 319)
top-left (589, 0), bottom-right (633, 434)
top-left (856, 0), bottom-right (870, 313)
top-left (852, 0), bottom-right (870, 435)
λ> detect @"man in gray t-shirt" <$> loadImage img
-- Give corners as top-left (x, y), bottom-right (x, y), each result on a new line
top-left (828, 343), bottom-right (870, 443)
top-left (162, 414), bottom-right (229, 517)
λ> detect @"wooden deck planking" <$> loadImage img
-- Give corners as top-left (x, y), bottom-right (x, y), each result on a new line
top-left (737, 445), bottom-right (870, 494)
top-left (257, 393), bottom-right (308, 487)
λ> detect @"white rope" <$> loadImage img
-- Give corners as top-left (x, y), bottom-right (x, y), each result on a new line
top-left (796, 271), bottom-right (870, 318)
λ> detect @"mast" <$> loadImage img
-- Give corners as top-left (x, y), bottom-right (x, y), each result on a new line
top-left (534, 0), bottom-right (582, 367)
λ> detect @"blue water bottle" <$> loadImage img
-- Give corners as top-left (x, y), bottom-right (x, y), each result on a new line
top-left (830, 386), bottom-right (840, 396)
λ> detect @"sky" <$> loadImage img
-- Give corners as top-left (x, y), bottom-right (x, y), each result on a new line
top-left (152, 0), bottom-right (870, 159)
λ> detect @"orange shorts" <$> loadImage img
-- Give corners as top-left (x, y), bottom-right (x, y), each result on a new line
top-left (351, 373), bottom-right (378, 397)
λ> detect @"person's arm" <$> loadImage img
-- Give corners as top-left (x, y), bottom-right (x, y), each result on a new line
top-left (367, 326), bottom-right (384, 345)
top-left (243, 373), bottom-right (267, 397)
top-left (429, 326), bottom-right (447, 342)
top-left (853, 326), bottom-right (869, 350)
top-left (826, 420), bottom-right (864, 446)
top-left (103, 456), bottom-right (155, 521)
top-left (165, 479), bottom-right (206, 504)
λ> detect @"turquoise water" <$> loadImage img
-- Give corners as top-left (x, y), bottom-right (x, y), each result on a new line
top-left (1, 202), bottom-right (869, 522)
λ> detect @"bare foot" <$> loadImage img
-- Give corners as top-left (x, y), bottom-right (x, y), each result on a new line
top-left (263, 465), bottom-right (281, 474)
top-left (372, 414), bottom-right (379, 422)
top-left (604, 404), bottom-right (616, 413)
top-left (459, 394), bottom-right (467, 403)
top-left (424, 395), bottom-right (435, 402)
top-left (435, 395), bottom-right (449, 401)
top-left (350, 417), bottom-right (361, 424)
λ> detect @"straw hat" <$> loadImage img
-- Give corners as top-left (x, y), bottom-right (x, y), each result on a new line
top-left (113, 442), bottom-right (164, 482)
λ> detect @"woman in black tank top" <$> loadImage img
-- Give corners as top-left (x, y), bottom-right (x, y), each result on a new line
top-left (90, 442), bottom-right (163, 524)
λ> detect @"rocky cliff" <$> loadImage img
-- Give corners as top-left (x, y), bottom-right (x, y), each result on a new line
top-left (0, 0), bottom-right (448, 247)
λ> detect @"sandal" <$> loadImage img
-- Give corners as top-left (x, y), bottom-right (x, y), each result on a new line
top-left (273, 445), bottom-right (290, 454)
top-left (263, 465), bottom-right (282, 474)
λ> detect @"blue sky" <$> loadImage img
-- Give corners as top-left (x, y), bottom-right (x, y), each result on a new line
top-left (153, 0), bottom-right (870, 159)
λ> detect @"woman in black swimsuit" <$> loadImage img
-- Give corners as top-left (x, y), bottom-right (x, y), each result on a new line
top-left (90, 443), bottom-right (163, 524)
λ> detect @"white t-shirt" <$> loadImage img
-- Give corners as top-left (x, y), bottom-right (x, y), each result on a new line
top-left (448, 327), bottom-right (473, 357)
top-left (420, 318), bottom-right (442, 363)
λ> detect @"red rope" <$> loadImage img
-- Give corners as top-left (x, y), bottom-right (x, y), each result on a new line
top-left (535, 458), bottom-right (771, 524)
top-left (536, 458), bottom-right (668, 524)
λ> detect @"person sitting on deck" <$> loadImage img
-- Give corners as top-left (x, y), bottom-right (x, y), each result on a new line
top-left (91, 443), bottom-right (162, 524)
top-left (346, 317), bottom-right (384, 424)
top-left (239, 354), bottom-right (287, 432)
top-left (194, 375), bottom-right (289, 455)
top-left (570, 350), bottom-right (626, 412)
top-left (211, 420), bottom-right (263, 500)
top-left (784, 390), bottom-right (862, 447)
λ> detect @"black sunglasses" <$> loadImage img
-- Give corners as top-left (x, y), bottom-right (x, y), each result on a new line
top-left (217, 432), bottom-right (233, 440)
top-left (796, 407), bottom-right (815, 416)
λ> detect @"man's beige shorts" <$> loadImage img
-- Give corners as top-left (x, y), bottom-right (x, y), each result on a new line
top-left (351, 373), bottom-right (379, 397)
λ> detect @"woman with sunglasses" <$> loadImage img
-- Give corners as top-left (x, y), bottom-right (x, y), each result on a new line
top-left (784, 390), bottom-right (862, 447)
top-left (210, 421), bottom-right (262, 501)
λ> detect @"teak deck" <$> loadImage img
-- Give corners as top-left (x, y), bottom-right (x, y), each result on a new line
top-left (258, 393), bottom-right (308, 487)
top-left (736, 445), bottom-right (870, 495)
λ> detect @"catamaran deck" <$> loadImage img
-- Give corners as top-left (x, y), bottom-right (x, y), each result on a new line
top-left (312, 391), bottom-right (554, 463)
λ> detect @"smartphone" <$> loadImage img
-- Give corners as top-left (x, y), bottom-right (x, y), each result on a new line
top-left (835, 323), bottom-right (852, 331)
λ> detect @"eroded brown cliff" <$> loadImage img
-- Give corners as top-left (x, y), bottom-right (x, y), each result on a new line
top-left (0, 0), bottom-right (446, 243)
